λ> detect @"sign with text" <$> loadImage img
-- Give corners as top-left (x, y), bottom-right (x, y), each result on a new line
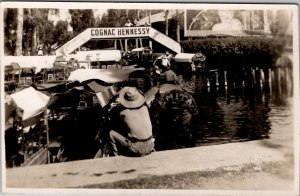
top-left (56, 26), bottom-right (181, 55)
top-left (90, 27), bottom-right (151, 38)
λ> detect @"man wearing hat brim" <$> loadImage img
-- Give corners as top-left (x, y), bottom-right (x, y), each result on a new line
top-left (109, 87), bottom-right (154, 156)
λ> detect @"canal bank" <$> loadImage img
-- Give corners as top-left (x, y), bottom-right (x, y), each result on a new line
top-left (5, 132), bottom-right (296, 192)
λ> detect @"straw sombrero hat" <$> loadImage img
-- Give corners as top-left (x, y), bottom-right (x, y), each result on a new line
top-left (117, 87), bottom-right (146, 108)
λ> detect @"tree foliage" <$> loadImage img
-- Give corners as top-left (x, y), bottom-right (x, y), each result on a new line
top-left (53, 20), bottom-right (72, 46)
top-left (4, 9), bottom-right (18, 55)
top-left (99, 9), bottom-right (125, 27)
top-left (3, 8), bottom-right (292, 58)
top-left (15, 8), bottom-right (24, 56)
top-left (181, 37), bottom-right (286, 69)
top-left (22, 8), bottom-right (55, 55)
top-left (69, 9), bottom-right (95, 34)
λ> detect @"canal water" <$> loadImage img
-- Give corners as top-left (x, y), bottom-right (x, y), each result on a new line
top-left (180, 76), bottom-right (293, 147)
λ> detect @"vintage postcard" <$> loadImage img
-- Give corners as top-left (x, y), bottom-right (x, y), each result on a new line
top-left (1, 2), bottom-right (299, 195)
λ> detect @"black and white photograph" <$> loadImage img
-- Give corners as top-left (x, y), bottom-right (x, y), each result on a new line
top-left (1, 2), bottom-right (299, 195)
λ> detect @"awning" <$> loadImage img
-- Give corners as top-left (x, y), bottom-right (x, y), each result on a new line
top-left (69, 50), bottom-right (122, 62)
top-left (85, 81), bottom-right (110, 93)
top-left (131, 47), bottom-right (145, 52)
top-left (54, 55), bottom-right (70, 62)
top-left (10, 87), bottom-right (50, 122)
top-left (22, 112), bottom-right (44, 128)
top-left (174, 53), bottom-right (195, 63)
top-left (35, 82), bottom-right (69, 93)
top-left (68, 68), bottom-right (145, 83)
top-left (3, 56), bottom-right (56, 73)
top-left (47, 84), bottom-right (117, 109)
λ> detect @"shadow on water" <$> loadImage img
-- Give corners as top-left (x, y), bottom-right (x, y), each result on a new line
top-left (181, 75), bottom-right (293, 147)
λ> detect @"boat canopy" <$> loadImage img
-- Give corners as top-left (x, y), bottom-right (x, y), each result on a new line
top-left (70, 50), bottom-right (122, 62)
top-left (10, 87), bottom-right (50, 127)
top-left (68, 68), bottom-right (145, 83)
top-left (174, 53), bottom-right (195, 63)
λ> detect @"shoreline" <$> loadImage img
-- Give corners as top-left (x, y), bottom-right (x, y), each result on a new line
top-left (5, 138), bottom-right (294, 191)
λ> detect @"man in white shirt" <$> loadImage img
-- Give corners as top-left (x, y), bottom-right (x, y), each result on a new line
top-left (109, 87), bottom-right (155, 156)
top-left (154, 51), bottom-right (172, 71)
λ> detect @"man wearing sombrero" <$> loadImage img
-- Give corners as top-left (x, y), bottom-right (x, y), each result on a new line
top-left (109, 87), bottom-right (155, 156)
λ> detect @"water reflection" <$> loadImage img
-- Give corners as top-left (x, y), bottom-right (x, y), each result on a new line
top-left (182, 76), bottom-right (293, 147)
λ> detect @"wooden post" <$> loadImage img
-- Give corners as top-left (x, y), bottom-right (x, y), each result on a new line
top-left (224, 70), bottom-right (227, 87)
top-left (165, 10), bottom-right (169, 36)
top-left (125, 39), bottom-right (128, 52)
top-left (255, 67), bottom-right (261, 87)
top-left (218, 70), bottom-right (224, 89)
top-left (209, 71), bottom-right (217, 92)
top-left (226, 69), bottom-right (234, 90)
top-left (44, 108), bottom-right (50, 164)
top-left (18, 69), bottom-right (21, 85)
top-left (235, 67), bottom-right (243, 90)
top-left (114, 40), bottom-right (117, 49)
top-left (263, 68), bottom-right (270, 84)
top-left (135, 39), bottom-right (138, 48)
top-left (251, 68), bottom-right (256, 86)
top-left (119, 39), bottom-right (124, 51)
top-left (176, 9), bottom-right (180, 42)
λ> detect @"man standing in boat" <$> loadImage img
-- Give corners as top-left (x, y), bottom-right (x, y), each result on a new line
top-left (153, 51), bottom-right (172, 72)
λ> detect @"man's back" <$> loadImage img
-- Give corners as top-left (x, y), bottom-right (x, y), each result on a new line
top-left (162, 70), bottom-right (178, 83)
top-left (120, 105), bottom-right (152, 139)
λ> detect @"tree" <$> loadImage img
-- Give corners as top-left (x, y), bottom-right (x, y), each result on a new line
top-left (69, 9), bottom-right (95, 35)
top-left (53, 20), bottom-right (72, 46)
top-left (15, 8), bottom-right (23, 56)
top-left (169, 10), bottom-right (184, 41)
top-left (99, 9), bottom-right (122, 27)
top-left (23, 8), bottom-right (54, 55)
top-left (4, 8), bottom-right (18, 55)
top-left (38, 18), bottom-right (54, 46)
top-left (23, 9), bottom-right (38, 55)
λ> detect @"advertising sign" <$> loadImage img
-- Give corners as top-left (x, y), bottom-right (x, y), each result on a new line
top-left (90, 27), bottom-right (151, 38)
top-left (185, 9), bottom-right (277, 36)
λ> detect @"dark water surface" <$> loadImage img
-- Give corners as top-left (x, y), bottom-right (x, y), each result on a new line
top-left (180, 76), bottom-right (293, 147)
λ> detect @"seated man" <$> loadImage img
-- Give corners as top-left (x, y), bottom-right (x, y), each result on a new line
top-left (161, 67), bottom-right (179, 84)
top-left (109, 87), bottom-right (155, 156)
